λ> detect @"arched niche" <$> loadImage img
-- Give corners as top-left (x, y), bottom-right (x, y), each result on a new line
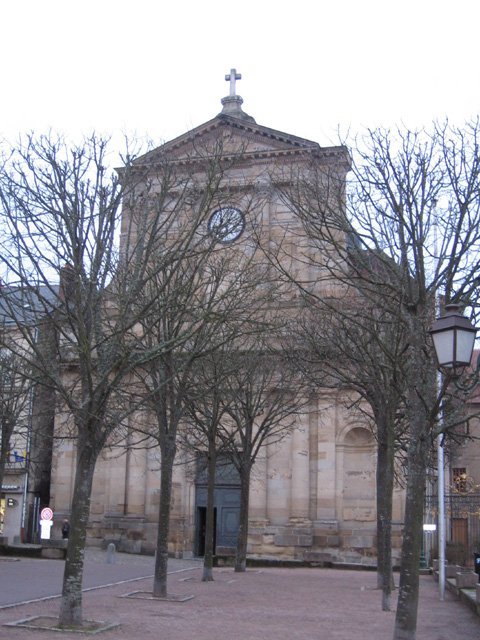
top-left (342, 427), bottom-right (376, 522)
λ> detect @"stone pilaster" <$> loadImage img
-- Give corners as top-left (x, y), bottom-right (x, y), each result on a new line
top-left (291, 413), bottom-right (310, 520)
top-left (250, 446), bottom-right (268, 521)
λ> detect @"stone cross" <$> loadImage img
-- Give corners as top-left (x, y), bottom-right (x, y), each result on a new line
top-left (225, 69), bottom-right (241, 96)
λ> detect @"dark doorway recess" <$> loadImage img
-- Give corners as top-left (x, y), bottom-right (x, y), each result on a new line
top-left (196, 506), bottom-right (217, 557)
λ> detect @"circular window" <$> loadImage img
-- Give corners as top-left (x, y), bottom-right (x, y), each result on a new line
top-left (208, 207), bottom-right (245, 243)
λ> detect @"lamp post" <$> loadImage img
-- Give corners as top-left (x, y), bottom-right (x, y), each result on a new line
top-left (430, 304), bottom-right (479, 385)
top-left (430, 303), bottom-right (478, 600)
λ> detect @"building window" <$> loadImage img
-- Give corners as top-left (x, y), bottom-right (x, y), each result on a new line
top-left (452, 468), bottom-right (467, 493)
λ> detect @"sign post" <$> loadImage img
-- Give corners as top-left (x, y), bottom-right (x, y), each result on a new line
top-left (40, 508), bottom-right (53, 540)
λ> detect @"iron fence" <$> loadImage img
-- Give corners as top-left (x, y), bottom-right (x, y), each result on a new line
top-left (425, 492), bottom-right (480, 567)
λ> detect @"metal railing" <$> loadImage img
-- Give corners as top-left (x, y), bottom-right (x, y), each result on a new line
top-left (425, 492), bottom-right (480, 566)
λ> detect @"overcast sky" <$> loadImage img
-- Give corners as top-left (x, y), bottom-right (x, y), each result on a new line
top-left (1, 0), bottom-right (479, 155)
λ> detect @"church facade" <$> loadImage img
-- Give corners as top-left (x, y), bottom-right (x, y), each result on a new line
top-left (47, 73), bottom-right (406, 565)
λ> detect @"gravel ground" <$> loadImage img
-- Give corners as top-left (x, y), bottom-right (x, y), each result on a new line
top-left (0, 551), bottom-right (479, 640)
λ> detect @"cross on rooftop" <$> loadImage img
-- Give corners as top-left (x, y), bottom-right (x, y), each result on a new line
top-left (225, 69), bottom-right (241, 96)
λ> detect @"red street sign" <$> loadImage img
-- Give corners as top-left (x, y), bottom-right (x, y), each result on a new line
top-left (40, 507), bottom-right (53, 521)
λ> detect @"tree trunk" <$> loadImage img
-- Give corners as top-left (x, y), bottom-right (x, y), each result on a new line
top-left (0, 445), bottom-right (8, 509)
top-left (393, 391), bottom-right (428, 639)
top-left (202, 444), bottom-right (216, 582)
top-left (153, 446), bottom-right (175, 597)
top-left (376, 411), bottom-right (395, 611)
top-left (58, 446), bottom-right (96, 627)
top-left (235, 466), bottom-right (250, 573)
top-left (393, 310), bottom-right (435, 640)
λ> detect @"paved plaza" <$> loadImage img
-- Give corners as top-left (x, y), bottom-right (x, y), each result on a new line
top-left (0, 550), bottom-right (479, 639)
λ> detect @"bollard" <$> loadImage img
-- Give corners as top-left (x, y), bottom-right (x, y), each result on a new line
top-left (106, 542), bottom-right (116, 565)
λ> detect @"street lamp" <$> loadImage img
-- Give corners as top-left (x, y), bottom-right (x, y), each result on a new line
top-left (430, 304), bottom-right (479, 388)
top-left (430, 303), bottom-right (478, 601)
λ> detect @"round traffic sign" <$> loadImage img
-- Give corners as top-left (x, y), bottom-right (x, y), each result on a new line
top-left (40, 507), bottom-right (53, 521)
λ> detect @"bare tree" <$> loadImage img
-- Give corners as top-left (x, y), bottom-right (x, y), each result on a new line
top-left (129, 234), bottom-right (273, 596)
top-left (181, 346), bottom-right (238, 582)
top-left (0, 133), bottom-right (247, 625)
top-left (293, 296), bottom-right (409, 611)
top-left (216, 339), bottom-right (308, 573)
top-left (277, 121), bottom-right (480, 639)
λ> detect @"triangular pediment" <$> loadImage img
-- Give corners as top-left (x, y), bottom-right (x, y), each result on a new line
top-left (133, 114), bottom-right (332, 168)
